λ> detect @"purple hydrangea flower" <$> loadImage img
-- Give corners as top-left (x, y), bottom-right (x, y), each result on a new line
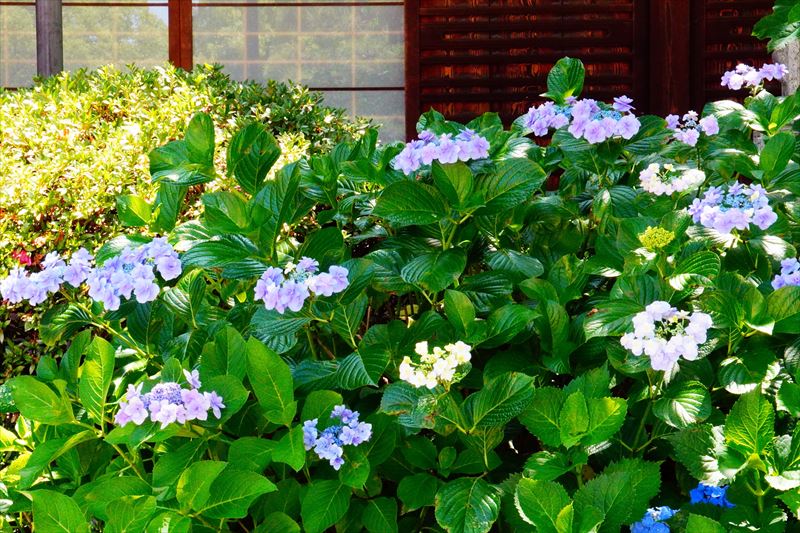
top-left (521, 96), bottom-right (639, 143)
top-left (255, 258), bottom-right (349, 314)
top-left (302, 405), bottom-right (372, 470)
top-left (689, 182), bottom-right (777, 235)
top-left (391, 130), bottom-right (490, 175)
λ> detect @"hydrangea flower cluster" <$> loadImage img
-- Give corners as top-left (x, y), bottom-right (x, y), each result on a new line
top-left (115, 369), bottom-right (225, 429)
top-left (665, 111), bottom-right (719, 146)
top-left (639, 163), bottom-right (705, 196)
top-left (399, 341), bottom-right (472, 389)
top-left (689, 483), bottom-right (734, 508)
top-left (254, 257), bottom-right (349, 314)
top-left (521, 96), bottom-right (641, 143)
top-left (302, 405), bottom-right (372, 470)
top-left (391, 129), bottom-right (490, 175)
top-left (630, 506), bottom-right (677, 533)
top-left (772, 257), bottom-right (800, 289)
top-left (620, 301), bottom-right (712, 371)
top-left (721, 62), bottom-right (788, 91)
top-left (638, 227), bottom-right (675, 252)
top-left (0, 238), bottom-right (181, 310)
top-left (688, 182), bottom-right (777, 235)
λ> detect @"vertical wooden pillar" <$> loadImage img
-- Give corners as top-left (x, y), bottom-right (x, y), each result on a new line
top-left (404, 0), bottom-right (420, 140)
top-left (649, 0), bottom-right (691, 115)
top-left (169, 0), bottom-right (193, 71)
top-left (36, 0), bottom-right (63, 77)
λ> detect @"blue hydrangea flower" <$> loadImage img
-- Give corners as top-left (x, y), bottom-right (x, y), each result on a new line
top-left (631, 506), bottom-right (677, 533)
top-left (302, 404), bottom-right (372, 470)
top-left (689, 483), bottom-right (734, 508)
top-left (255, 257), bottom-right (349, 314)
top-left (390, 129), bottom-right (490, 175)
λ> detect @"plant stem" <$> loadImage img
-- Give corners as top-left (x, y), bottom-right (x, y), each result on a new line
top-left (306, 328), bottom-right (319, 360)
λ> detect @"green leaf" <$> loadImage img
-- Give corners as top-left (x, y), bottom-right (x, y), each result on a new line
top-left (768, 286), bottom-right (800, 333)
top-left (116, 194), bottom-right (151, 227)
top-left (559, 391), bottom-right (590, 448)
top-left (668, 251), bottom-right (720, 290)
top-left (465, 372), bottom-right (535, 430)
top-left (145, 512), bottom-right (191, 533)
top-left (398, 473), bottom-right (440, 511)
top-left (339, 447), bottom-right (371, 489)
top-left (523, 451), bottom-right (572, 481)
top-left (487, 250), bottom-right (544, 283)
top-left (105, 495), bottom-right (157, 533)
top-left (226, 122), bottom-right (281, 195)
top-left (273, 425), bottom-right (306, 472)
top-left (686, 513), bottom-right (726, 533)
top-left (435, 477), bottom-right (500, 533)
top-left (149, 135), bottom-right (215, 186)
top-left (519, 387), bottom-right (565, 447)
top-left (181, 235), bottom-right (257, 269)
top-left (78, 336), bottom-right (115, 423)
top-left (666, 424), bottom-right (725, 482)
top-left (153, 439), bottom-right (206, 489)
top-left (432, 161), bottom-right (473, 206)
top-left (246, 337), bottom-right (296, 425)
top-left (445, 290), bottom-right (476, 335)
top-left (200, 325), bottom-right (247, 380)
top-left (372, 180), bottom-right (449, 227)
top-left (18, 430), bottom-right (96, 489)
top-left (196, 468), bottom-right (277, 519)
top-left (32, 490), bottom-right (89, 533)
top-left (474, 158), bottom-right (546, 215)
top-left (544, 57), bottom-right (585, 103)
top-left (301, 390), bottom-right (344, 422)
top-left (654, 380), bottom-right (712, 429)
top-left (184, 112), bottom-right (215, 165)
top-left (777, 381), bottom-right (800, 417)
top-left (257, 513), bottom-right (300, 533)
top-left (8, 376), bottom-right (73, 424)
top-left (514, 478), bottom-right (570, 533)
top-left (331, 294), bottom-right (369, 347)
top-left (39, 303), bottom-right (91, 345)
top-left (176, 460), bottom-right (226, 512)
top-left (202, 191), bottom-right (248, 233)
top-left (725, 391), bottom-right (775, 456)
top-left (584, 397), bottom-right (627, 446)
top-left (251, 162), bottom-right (310, 258)
top-left (362, 497), bottom-right (398, 533)
top-left (760, 131), bottom-right (795, 178)
top-left (401, 249), bottom-right (467, 293)
top-left (228, 437), bottom-right (275, 472)
top-left (301, 480), bottom-right (351, 533)
top-left (583, 298), bottom-right (644, 339)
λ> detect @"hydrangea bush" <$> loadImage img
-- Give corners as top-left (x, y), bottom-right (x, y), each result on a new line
top-left (3, 57), bottom-right (800, 531)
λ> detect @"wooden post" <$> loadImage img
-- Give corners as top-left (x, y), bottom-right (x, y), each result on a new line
top-left (169, 0), bottom-right (193, 71)
top-left (36, 0), bottom-right (63, 78)
top-left (404, 0), bottom-right (420, 140)
top-left (649, 0), bottom-right (691, 115)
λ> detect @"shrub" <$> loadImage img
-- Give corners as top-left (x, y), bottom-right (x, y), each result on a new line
top-left (3, 57), bottom-right (800, 531)
top-left (0, 63), bottom-right (369, 378)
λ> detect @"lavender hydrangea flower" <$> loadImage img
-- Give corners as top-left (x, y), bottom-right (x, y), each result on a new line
top-left (688, 182), bottom-right (777, 235)
top-left (302, 405), bottom-right (372, 470)
top-left (667, 111), bottom-right (717, 147)
top-left (115, 369), bottom-right (224, 429)
top-left (721, 62), bottom-right (787, 92)
top-left (620, 301), bottom-right (712, 371)
top-left (630, 506), bottom-right (677, 533)
top-left (772, 257), bottom-right (800, 289)
top-left (255, 257), bottom-right (350, 314)
top-left (521, 96), bottom-right (640, 144)
top-left (689, 483), bottom-right (734, 508)
top-left (390, 129), bottom-right (490, 175)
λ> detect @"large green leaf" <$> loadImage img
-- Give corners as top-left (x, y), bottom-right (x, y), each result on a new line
top-left (105, 496), bottom-right (157, 533)
top-left (464, 372), bottom-right (535, 430)
top-left (226, 122), bottom-right (281, 195)
top-left (435, 477), bottom-right (501, 533)
top-left (432, 161), bottom-right (474, 206)
top-left (398, 473), bottom-right (440, 511)
top-left (362, 497), bottom-right (399, 533)
top-left (78, 336), bottom-right (116, 423)
top-left (654, 380), bottom-right (712, 429)
top-left (515, 478), bottom-right (570, 533)
top-left (584, 397), bottom-right (627, 446)
top-left (196, 468), bottom-right (277, 519)
top-left (116, 194), bottom-right (152, 227)
top-left (301, 480), bottom-right (351, 533)
top-left (32, 490), bottom-right (89, 533)
top-left (8, 376), bottom-right (73, 425)
top-left (725, 391), bottom-right (775, 456)
top-left (474, 158), bottom-right (546, 215)
top-left (245, 337), bottom-right (296, 425)
top-left (519, 387), bottom-right (565, 447)
top-left (544, 57), bottom-right (585, 103)
top-left (372, 180), bottom-right (449, 227)
top-left (176, 460), bottom-right (226, 511)
top-left (401, 249), bottom-right (467, 293)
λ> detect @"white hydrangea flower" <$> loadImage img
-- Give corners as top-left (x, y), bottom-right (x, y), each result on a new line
top-left (620, 300), bottom-right (712, 371)
top-left (639, 163), bottom-right (705, 196)
top-left (399, 341), bottom-right (472, 389)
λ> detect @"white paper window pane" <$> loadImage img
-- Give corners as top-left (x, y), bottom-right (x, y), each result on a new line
top-left (62, 5), bottom-right (169, 71)
top-left (323, 90), bottom-right (404, 142)
top-left (0, 4), bottom-right (36, 87)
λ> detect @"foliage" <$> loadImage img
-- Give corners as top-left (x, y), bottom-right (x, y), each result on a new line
top-left (754, 0), bottom-right (800, 51)
top-left (3, 57), bottom-right (800, 531)
top-left (0, 63), bottom-right (369, 378)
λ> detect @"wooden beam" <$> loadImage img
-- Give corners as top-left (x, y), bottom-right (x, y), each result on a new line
top-left (169, 0), bottom-right (193, 70)
top-left (36, 0), bottom-right (63, 78)
top-left (649, 0), bottom-right (691, 115)
top-left (404, 0), bottom-right (419, 140)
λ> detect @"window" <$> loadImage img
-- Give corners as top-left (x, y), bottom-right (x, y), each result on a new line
top-left (193, 0), bottom-right (405, 140)
top-left (0, 1), bottom-right (36, 88)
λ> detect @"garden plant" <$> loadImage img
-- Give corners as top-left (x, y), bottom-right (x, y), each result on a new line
top-left (0, 63), bottom-right (368, 379)
top-left (3, 57), bottom-right (800, 531)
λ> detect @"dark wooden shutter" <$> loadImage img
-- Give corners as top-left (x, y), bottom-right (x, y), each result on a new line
top-left (405, 0), bottom-right (649, 136)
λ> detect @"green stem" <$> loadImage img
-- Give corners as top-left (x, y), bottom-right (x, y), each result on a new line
top-left (110, 443), bottom-right (145, 480)
top-left (306, 328), bottom-right (319, 360)
top-left (575, 465), bottom-right (584, 488)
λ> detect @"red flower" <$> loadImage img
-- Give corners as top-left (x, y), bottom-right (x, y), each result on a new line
top-left (11, 249), bottom-right (32, 266)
